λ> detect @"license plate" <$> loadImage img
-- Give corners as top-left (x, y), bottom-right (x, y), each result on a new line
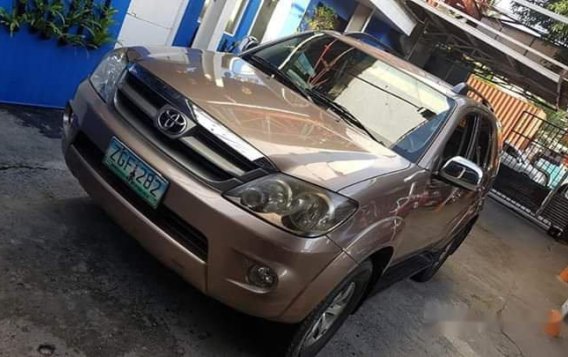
top-left (103, 137), bottom-right (169, 208)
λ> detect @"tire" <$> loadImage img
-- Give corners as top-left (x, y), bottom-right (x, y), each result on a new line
top-left (411, 220), bottom-right (474, 283)
top-left (284, 261), bottom-right (373, 357)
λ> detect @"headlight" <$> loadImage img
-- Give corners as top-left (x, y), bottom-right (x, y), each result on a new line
top-left (224, 174), bottom-right (358, 237)
top-left (89, 48), bottom-right (128, 102)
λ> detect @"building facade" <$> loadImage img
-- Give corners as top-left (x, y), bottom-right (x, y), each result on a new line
top-left (0, 0), bottom-right (418, 108)
top-left (116, 0), bottom-right (417, 54)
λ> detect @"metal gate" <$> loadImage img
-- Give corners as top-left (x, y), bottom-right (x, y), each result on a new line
top-left (491, 110), bottom-right (568, 237)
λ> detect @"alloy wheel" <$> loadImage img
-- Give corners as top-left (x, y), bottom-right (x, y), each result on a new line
top-left (302, 282), bottom-right (356, 348)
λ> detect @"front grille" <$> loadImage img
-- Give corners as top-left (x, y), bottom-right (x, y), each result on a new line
top-left (113, 65), bottom-right (272, 191)
top-left (72, 132), bottom-right (209, 261)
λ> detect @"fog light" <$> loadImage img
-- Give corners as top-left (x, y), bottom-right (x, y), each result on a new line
top-left (247, 264), bottom-right (277, 288)
top-left (63, 104), bottom-right (77, 128)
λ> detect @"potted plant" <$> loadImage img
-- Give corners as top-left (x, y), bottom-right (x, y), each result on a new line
top-left (58, 32), bottom-right (86, 46)
top-left (0, 0), bottom-right (117, 49)
top-left (0, 7), bottom-right (26, 35)
top-left (15, 0), bottom-right (26, 16)
top-left (58, 0), bottom-right (90, 46)
top-left (307, 4), bottom-right (338, 31)
top-left (27, 0), bottom-right (65, 39)
top-left (86, 3), bottom-right (117, 48)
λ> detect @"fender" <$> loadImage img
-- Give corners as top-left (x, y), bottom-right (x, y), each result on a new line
top-left (278, 252), bottom-right (357, 323)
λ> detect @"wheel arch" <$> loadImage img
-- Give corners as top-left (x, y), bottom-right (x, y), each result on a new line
top-left (368, 247), bottom-right (395, 288)
top-left (352, 246), bottom-right (394, 313)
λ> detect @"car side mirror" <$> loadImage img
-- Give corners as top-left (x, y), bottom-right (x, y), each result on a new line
top-left (236, 36), bottom-right (259, 54)
top-left (440, 156), bottom-right (484, 191)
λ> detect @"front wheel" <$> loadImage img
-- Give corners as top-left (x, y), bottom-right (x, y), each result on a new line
top-left (285, 261), bottom-right (373, 357)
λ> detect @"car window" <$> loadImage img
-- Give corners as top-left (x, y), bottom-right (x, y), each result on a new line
top-left (442, 115), bottom-right (476, 163)
top-left (472, 117), bottom-right (493, 171)
top-left (245, 33), bottom-right (455, 163)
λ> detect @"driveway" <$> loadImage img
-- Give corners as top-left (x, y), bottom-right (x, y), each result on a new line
top-left (1, 105), bottom-right (567, 356)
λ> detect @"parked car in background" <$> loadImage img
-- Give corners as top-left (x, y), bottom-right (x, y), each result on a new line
top-left (62, 31), bottom-right (500, 356)
top-left (500, 142), bottom-right (548, 186)
top-left (533, 150), bottom-right (568, 190)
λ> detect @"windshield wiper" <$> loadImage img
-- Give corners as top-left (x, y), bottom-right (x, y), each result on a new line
top-left (307, 89), bottom-right (385, 146)
top-left (244, 55), bottom-right (383, 146)
top-left (243, 55), bottom-right (313, 102)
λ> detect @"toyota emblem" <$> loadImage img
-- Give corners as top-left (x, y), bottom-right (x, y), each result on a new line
top-left (155, 105), bottom-right (193, 138)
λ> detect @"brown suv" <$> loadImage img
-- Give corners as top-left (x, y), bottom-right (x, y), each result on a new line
top-left (62, 32), bottom-right (500, 356)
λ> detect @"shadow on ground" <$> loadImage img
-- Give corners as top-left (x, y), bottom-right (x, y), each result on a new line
top-left (1, 194), bottom-right (285, 356)
top-left (0, 104), bottom-right (62, 139)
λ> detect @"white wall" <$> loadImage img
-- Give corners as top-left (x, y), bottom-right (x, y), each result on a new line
top-left (117, 0), bottom-right (189, 47)
top-left (192, 0), bottom-right (239, 50)
top-left (262, 0), bottom-right (310, 43)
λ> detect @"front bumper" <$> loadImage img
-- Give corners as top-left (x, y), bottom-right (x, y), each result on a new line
top-left (62, 81), bottom-right (356, 323)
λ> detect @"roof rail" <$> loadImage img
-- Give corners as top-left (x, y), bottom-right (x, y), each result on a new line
top-left (451, 82), bottom-right (494, 112)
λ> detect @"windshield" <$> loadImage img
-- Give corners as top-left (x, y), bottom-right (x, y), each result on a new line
top-left (243, 33), bottom-right (455, 163)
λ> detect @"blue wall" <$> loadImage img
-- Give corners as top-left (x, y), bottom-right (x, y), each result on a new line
top-left (219, 0), bottom-right (264, 52)
top-left (365, 17), bottom-right (397, 51)
top-left (172, 0), bottom-right (206, 47)
top-left (0, 0), bottom-right (130, 108)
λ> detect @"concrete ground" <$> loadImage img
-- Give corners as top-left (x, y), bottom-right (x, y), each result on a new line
top-left (1, 104), bottom-right (568, 357)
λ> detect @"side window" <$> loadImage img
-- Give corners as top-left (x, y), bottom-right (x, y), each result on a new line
top-left (442, 115), bottom-right (477, 162)
top-left (472, 117), bottom-right (494, 171)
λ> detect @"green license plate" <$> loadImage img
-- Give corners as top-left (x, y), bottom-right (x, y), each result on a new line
top-left (103, 137), bottom-right (169, 208)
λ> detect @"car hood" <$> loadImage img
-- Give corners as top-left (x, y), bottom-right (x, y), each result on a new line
top-left (131, 47), bottom-right (411, 190)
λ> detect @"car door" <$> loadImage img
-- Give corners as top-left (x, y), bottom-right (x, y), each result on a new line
top-left (395, 113), bottom-right (481, 259)
top-left (463, 112), bottom-right (499, 217)
top-left (428, 112), bottom-right (487, 244)
top-left (445, 111), bottom-right (498, 233)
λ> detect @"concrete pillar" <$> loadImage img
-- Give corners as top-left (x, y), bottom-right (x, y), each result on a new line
top-left (345, 3), bottom-right (373, 32)
top-left (263, 0), bottom-right (293, 43)
top-left (193, 0), bottom-right (238, 51)
top-left (367, 0), bottom-right (416, 36)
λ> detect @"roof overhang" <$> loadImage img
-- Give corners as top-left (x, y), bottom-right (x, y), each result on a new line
top-left (405, 0), bottom-right (568, 109)
top-left (364, 0), bottom-right (417, 36)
